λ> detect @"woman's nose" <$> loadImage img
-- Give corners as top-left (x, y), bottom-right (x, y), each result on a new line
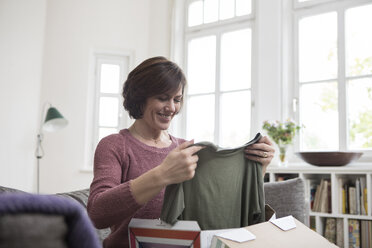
top-left (165, 100), bottom-right (176, 112)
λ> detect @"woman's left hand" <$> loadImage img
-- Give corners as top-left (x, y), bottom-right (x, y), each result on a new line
top-left (244, 136), bottom-right (275, 175)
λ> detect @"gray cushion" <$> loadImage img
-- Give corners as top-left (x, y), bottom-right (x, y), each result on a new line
top-left (264, 177), bottom-right (307, 223)
top-left (0, 214), bottom-right (68, 248)
top-left (58, 189), bottom-right (110, 242)
top-left (58, 189), bottom-right (90, 208)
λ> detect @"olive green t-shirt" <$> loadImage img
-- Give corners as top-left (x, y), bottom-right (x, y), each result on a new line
top-left (160, 133), bottom-right (265, 230)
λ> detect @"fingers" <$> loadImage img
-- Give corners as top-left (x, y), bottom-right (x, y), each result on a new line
top-left (176, 139), bottom-right (194, 151)
top-left (245, 136), bottom-right (275, 168)
top-left (245, 148), bottom-right (275, 158)
top-left (245, 143), bottom-right (275, 154)
top-left (259, 135), bottom-right (273, 146)
top-left (184, 144), bottom-right (205, 155)
top-left (176, 139), bottom-right (205, 155)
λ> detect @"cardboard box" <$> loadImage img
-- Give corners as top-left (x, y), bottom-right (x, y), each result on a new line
top-left (129, 217), bottom-right (337, 248)
top-left (211, 218), bottom-right (338, 248)
top-left (129, 218), bottom-right (201, 248)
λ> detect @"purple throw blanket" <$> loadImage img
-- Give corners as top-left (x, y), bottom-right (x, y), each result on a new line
top-left (0, 193), bottom-right (101, 248)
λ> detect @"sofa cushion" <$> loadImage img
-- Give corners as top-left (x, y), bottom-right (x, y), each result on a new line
top-left (58, 189), bottom-right (90, 208)
top-left (0, 214), bottom-right (68, 248)
top-left (0, 193), bottom-right (102, 248)
top-left (264, 177), bottom-right (307, 223)
top-left (58, 189), bottom-right (110, 242)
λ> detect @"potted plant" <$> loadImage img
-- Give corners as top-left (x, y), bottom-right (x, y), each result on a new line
top-left (262, 119), bottom-right (302, 166)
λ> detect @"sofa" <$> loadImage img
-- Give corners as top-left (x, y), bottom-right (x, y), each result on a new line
top-left (0, 177), bottom-right (307, 247)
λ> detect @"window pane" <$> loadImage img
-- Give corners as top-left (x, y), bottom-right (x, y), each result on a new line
top-left (99, 97), bottom-right (118, 126)
top-left (204, 0), bottom-right (218, 23)
top-left (100, 64), bottom-right (120, 94)
top-left (188, 1), bottom-right (203, 27)
top-left (220, 0), bottom-right (234, 20)
top-left (187, 36), bottom-right (216, 94)
top-left (300, 82), bottom-right (339, 151)
top-left (99, 127), bottom-right (117, 141)
top-left (236, 0), bottom-right (251, 16)
top-left (186, 95), bottom-right (215, 142)
top-left (346, 4), bottom-right (372, 77)
top-left (299, 12), bottom-right (337, 82)
top-left (220, 91), bottom-right (251, 147)
top-left (220, 29), bottom-right (251, 91)
top-left (348, 77), bottom-right (372, 150)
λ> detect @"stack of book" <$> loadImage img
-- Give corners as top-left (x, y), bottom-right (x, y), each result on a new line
top-left (348, 219), bottom-right (372, 248)
top-left (324, 218), bottom-right (343, 247)
top-left (310, 179), bottom-right (331, 213)
top-left (324, 218), bottom-right (372, 247)
top-left (338, 177), bottom-right (367, 215)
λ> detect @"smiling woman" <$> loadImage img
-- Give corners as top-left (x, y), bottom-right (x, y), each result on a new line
top-left (87, 56), bottom-right (275, 248)
top-left (87, 57), bottom-right (205, 248)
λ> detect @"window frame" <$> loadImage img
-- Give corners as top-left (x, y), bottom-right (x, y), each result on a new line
top-left (83, 52), bottom-right (133, 170)
top-left (180, 0), bottom-right (257, 145)
top-left (292, 0), bottom-right (372, 157)
top-left (293, 0), bottom-right (339, 10)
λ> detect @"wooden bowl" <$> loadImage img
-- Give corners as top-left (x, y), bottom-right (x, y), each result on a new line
top-left (296, 152), bottom-right (363, 166)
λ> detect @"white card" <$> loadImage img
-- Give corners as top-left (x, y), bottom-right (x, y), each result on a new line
top-left (216, 228), bottom-right (256, 243)
top-left (270, 215), bottom-right (296, 231)
top-left (201, 228), bottom-right (234, 248)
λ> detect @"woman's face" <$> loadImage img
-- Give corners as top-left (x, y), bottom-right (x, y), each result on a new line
top-left (142, 87), bottom-right (183, 131)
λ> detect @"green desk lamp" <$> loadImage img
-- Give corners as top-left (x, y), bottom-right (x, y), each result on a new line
top-left (35, 103), bottom-right (68, 193)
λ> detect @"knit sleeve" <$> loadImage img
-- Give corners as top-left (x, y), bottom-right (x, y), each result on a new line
top-left (87, 135), bottom-right (142, 229)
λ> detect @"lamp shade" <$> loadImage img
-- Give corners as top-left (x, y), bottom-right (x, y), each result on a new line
top-left (42, 107), bottom-right (68, 132)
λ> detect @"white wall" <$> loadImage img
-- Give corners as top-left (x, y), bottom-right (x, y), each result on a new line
top-left (40, 0), bottom-right (172, 193)
top-left (254, 0), bottom-right (284, 163)
top-left (0, 0), bottom-right (47, 191)
top-left (0, 0), bottom-right (172, 193)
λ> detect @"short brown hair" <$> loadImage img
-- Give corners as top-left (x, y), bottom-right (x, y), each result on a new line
top-left (122, 56), bottom-right (187, 119)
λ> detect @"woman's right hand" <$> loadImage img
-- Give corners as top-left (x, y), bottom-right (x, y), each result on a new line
top-left (130, 140), bottom-right (204, 205)
top-left (158, 140), bottom-right (205, 185)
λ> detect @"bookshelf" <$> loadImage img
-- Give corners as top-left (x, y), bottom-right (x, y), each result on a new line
top-left (266, 163), bottom-right (372, 248)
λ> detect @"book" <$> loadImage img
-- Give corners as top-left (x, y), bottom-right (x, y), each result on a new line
top-left (336, 218), bottom-right (344, 248)
top-left (320, 180), bottom-right (329, 213)
top-left (349, 187), bottom-right (357, 215)
top-left (368, 220), bottom-right (371, 248)
top-left (310, 184), bottom-right (317, 210)
top-left (338, 178), bottom-right (344, 214)
top-left (360, 220), bottom-right (370, 248)
top-left (348, 219), bottom-right (360, 248)
top-left (342, 186), bottom-right (346, 214)
top-left (364, 188), bottom-right (368, 215)
top-left (344, 183), bottom-right (349, 214)
top-left (313, 180), bottom-right (323, 212)
top-left (327, 180), bottom-right (332, 213)
top-left (309, 216), bottom-right (316, 231)
top-left (359, 177), bottom-right (367, 215)
top-left (324, 218), bottom-right (336, 244)
top-left (355, 178), bottom-right (361, 215)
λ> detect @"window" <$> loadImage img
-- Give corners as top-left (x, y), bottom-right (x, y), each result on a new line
top-left (183, 0), bottom-right (254, 147)
top-left (294, 0), bottom-right (372, 152)
top-left (93, 55), bottom-right (131, 148)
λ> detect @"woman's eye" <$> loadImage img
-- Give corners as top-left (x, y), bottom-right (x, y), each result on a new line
top-left (174, 98), bottom-right (182, 103)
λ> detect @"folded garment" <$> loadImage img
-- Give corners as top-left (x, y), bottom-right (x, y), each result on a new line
top-left (0, 193), bottom-right (101, 248)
